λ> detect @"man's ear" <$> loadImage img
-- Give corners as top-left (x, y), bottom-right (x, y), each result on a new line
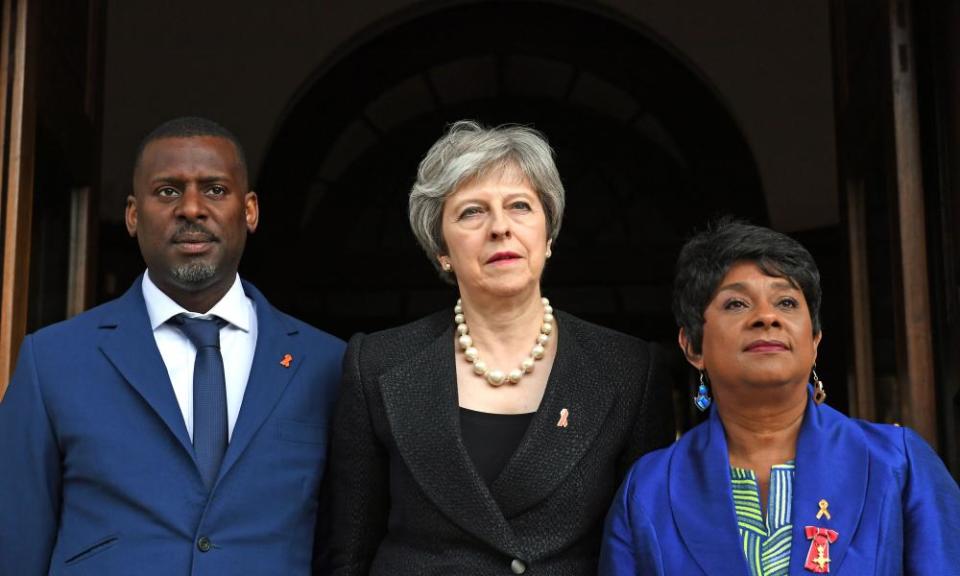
top-left (245, 191), bottom-right (259, 233)
top-left (125, 195), bottom-right (138, 237)
top-left (678, 327), bottom-right (705, 370)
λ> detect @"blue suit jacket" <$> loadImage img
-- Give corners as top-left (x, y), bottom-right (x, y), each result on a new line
top-left (0, 278), bottom-right (345, 575)
top-left (600, 392), bottom-right (960, 575)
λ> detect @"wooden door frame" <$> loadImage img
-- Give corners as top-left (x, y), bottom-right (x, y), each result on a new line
top-left (0, 0), bottom-right (37, 400)
top-left (888, 0), bottom-right (938, 447)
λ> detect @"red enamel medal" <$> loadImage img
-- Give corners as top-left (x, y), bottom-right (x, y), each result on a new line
top-left (803, 526), bottom-right (838, 573)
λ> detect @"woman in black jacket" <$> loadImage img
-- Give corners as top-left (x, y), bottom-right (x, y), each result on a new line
top-left (326, 120), bottom-right (675, 575)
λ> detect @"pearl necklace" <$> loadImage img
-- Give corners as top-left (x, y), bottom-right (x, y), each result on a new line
top-left (454, 297), bottom-right (554, 387)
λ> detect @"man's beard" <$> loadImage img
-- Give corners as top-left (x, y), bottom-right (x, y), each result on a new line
top-left (171, 262), bottom-right (217, 285)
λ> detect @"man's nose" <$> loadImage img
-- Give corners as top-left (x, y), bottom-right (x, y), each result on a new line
top-left (176, 186), bottom-right (208, 219)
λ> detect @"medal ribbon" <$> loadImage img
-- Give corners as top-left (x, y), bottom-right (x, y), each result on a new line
top-left (803, 526), bottom-right (838, 573)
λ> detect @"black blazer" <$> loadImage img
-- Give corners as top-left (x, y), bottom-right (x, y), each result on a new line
top-left (326, 309), bottom-right (674, 576)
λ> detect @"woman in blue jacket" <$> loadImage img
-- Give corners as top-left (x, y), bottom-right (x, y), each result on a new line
top-left (601, 220), bottom-right (960, 575)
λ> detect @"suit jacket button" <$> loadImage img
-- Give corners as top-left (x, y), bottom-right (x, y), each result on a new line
top-left (510, 559), bottom-right (526, 574)
top-left (197, 536), bottom-right (212, 552)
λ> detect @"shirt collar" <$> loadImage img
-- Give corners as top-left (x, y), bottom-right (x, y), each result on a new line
top-left (142, 271), bottom-right (252, 332)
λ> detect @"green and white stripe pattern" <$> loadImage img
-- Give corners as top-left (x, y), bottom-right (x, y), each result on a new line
top-left (730, 461), bottom-right (795, 576)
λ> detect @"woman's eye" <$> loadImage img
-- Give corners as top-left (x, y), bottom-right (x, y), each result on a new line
top-left (723, 299), bottom-right (747, 310)
top-left (778, 297), bottom-right (799, 309)
top-left (510, 201), bottom-right (532, 211)
top-left (458, 206), bottom-right (483, 219)
top-left (157, 187), bottom-right (180, 198)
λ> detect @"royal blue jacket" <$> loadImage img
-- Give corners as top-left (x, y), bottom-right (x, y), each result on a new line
top-left (0, 279), bottom-right (345, 575)
top-left (601, 391), bottom-right (960, 575)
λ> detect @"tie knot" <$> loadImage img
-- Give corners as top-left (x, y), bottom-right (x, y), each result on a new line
top-left (171, 314), bottom-right (226, 349)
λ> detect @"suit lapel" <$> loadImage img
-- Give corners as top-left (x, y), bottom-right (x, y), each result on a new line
top-left (378, 319), bottom-right (521, 558)
top-left (789, 396), bottom-right (868, 575)
top-left (216, 281), bottom-right (303, 485)
top-left (670, 408), bottom-right (753, 575)
top-left (97, 279), bottom-right (196, 462)
top-left (490, 312), bottom-right (617, 517)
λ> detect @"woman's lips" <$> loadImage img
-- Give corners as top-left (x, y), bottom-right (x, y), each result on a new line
top-left (486, 252), bottom-right (521, 264)
top-left (745, 340), bottom-right (789, 352)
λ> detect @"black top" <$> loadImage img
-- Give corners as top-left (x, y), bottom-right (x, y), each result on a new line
top-left (459, 407), bottom-right (536, 484)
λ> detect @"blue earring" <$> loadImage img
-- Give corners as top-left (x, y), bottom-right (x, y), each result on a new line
top-left (694, 371), bottom-right (712, 412)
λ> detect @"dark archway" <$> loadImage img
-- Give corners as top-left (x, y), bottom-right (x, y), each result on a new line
top-left (252, 1), bottom-right (764, 350)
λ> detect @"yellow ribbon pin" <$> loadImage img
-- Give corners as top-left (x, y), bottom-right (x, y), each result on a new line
top-left (816, 499), bottom-right (831, 520)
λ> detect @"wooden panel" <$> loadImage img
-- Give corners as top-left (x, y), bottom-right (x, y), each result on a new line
top-left (0, 0), bottom-right (36, 399)
top-left (67, 186), bottom-right (92, 317)
top-left (888, 0), bottom-right (937, 446)
top-left (0, 0), bottom-right (11, 235)
top-left (845, 178), bottom-right (877, 420)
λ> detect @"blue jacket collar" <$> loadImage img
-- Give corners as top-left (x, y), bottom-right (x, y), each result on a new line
top-left (669, 388), bottom-right (869, 575)
top-left (97, 276), bottom-right (304, 492)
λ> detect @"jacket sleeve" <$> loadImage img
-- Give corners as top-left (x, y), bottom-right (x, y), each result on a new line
top-left (617, 342), bottom-right (676, 478)
top-left (901, 428), bottom-right (960, 575)
top-left (0, 335), bottom-right (61, 576)
top-left (600, 465), bottom-right (665, 576)
top-left (325, 334), bottom-right (390, 576)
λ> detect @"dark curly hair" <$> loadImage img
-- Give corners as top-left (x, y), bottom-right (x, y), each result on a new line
top-left (673, 218), bottom-right (822, 354)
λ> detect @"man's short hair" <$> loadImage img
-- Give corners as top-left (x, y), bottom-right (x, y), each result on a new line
top-left (134, 116), bottom-right (248, 180)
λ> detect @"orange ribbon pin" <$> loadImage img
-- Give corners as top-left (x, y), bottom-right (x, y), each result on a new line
top-left (280, 354), bottom-right (293, 368)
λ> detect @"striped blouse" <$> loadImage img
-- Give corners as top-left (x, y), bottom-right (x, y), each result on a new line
top-left (730, 461), bottom-right (795, 576)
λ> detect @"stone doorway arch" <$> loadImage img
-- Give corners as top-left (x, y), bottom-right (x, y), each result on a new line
top-left (252, 1), bottom-right (764, 348)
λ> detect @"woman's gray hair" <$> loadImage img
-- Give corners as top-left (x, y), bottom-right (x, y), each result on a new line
top-left (409, 120), bottom-right (565, 275)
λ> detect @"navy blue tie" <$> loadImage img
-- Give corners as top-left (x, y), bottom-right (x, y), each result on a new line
top-left (172, 314), bottom-right (228, 490)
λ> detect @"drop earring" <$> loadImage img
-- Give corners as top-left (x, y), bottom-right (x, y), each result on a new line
top-left (694, 371), bottom-right (712, 412)
top-left (812, 366), bottom-right (826, 404)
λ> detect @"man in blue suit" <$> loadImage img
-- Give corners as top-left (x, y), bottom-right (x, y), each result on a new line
top-left (0, 117), bottom-right (345, 575)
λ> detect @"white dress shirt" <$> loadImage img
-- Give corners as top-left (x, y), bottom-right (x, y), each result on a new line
top-left (142, 271), bottom-right (258, 441)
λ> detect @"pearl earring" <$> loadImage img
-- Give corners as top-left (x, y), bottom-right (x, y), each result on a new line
top-left (441, 260), bottom-right (452, 272)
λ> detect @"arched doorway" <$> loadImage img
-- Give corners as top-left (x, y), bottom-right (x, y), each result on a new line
top-left (253, 1), bottom-right (764, 352)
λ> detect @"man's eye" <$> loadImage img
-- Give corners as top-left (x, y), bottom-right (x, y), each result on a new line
top-left (207, 185), bottom-right (227, 197)
top-left (157, 187), bottom-right (180, 198)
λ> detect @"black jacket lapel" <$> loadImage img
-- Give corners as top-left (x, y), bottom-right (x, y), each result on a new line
top-left (491, 312), bottom-right (617, 517)
top-left (378, 321), bottom-right (521, 558)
